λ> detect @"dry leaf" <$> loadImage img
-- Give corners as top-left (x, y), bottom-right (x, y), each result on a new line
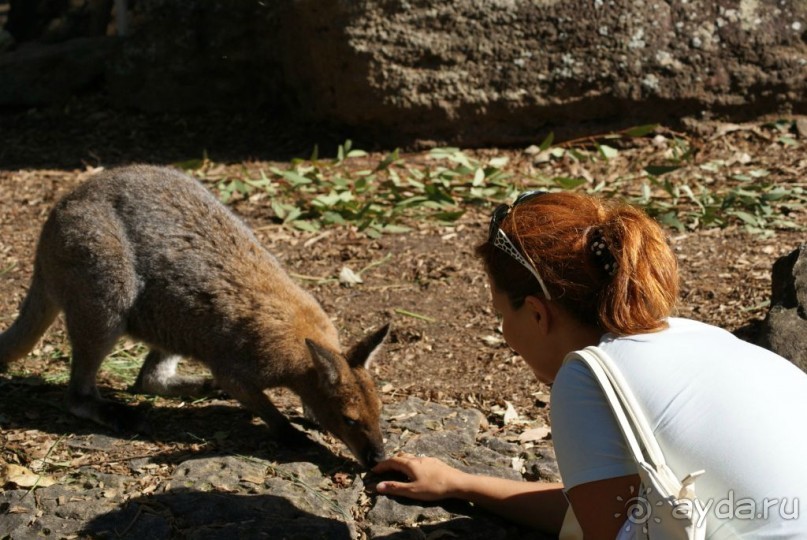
top-left (332, 472), bottom-right (352, 488)
top-left (481, 335), bottom-right (503, 346)
top-left (502, 401), bottom-right (519, 425)
top-left (7, 505), bottom-right (29, 514)
top-left (518, 426), bottom-right (551, 443)
top-left (338, 266), bottom-right (363, 285)
top-left (1, 463), bottom-right (56, 488)
top-left (240, 475), bottom-right (264, 485)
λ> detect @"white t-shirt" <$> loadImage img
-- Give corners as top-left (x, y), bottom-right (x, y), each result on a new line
top-left (551, 317), bottom-right (807, 538)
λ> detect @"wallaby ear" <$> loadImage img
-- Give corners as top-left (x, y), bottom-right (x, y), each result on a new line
top-left (346, 323), bottom-right (391, 370)
top-left (305, 339), bottom-right (344, 387)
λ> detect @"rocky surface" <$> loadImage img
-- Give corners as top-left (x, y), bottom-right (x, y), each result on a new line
top-left (1, 1), bottom-right (806, 146)
top-left (0, 397), bottom-right (556, 539)
top-left (757, 243), bottom-right (807, 372)
top-left (281, 0), bottom-right (807, 145)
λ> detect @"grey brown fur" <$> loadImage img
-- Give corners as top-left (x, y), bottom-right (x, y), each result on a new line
top-left (0, 165), bottom-right (389, 468)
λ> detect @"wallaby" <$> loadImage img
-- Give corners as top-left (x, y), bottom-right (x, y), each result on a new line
top-left (0, 165), bottom-right (390, 468)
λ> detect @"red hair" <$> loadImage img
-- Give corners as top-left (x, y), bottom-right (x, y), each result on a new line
top-left (476, 191), bottom-right (679, 336)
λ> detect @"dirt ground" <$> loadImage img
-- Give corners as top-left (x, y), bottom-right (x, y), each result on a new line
top-left (0, 100), bottom-right (806, 504)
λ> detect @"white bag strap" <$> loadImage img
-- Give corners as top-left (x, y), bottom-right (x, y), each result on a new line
top-left (567, 346), bottom-right (667, 468)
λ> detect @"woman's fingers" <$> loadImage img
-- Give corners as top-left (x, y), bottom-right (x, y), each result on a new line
top-left (369, 454), bottom-right (462, 502)
top-left (372, 453), bottom-right (414, 473)
top-left (375, 479), bottom-right (408, 495)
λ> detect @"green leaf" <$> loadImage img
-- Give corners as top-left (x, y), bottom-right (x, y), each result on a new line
top-left (761, 189), bottom-right (790, 202)
top-left (657, 211), bottom-right (685, 232)
top-left (321, 211), bottom-right (347, 225)
top-left (173, 158), bottom-right (206, 171)
top-left (749, 169), bottom-right (770, 178)
top-left (292, 220), bottom-right (321, 232)
top-left (472, 168), bottom-right (485, 186)
top-left (488, 156), bottom-right (509, 168)
top-left (644, 165), bottom-right (682, 176)
top-left (375, 149), bottom-right (401, 171)
top-left (538, 132), bottom-right (555, 151)
top-left (597, 144), bottom-right (619, 160)
top-left (553, 177), bottom-right (587, 190)
top-left (624, 124), bottom-right (658, 137)
top-left (282, 170), bottom-right (313, 186)
top-left (379, 224), bottom-right (412, 234)
top-left (433, 210), bottom-right (465, 222)
top-left (728, 210), bottom-right (760, 226)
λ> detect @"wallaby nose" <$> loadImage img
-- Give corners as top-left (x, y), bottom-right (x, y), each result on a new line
top-left (365, 448), bottom-right (386, 469)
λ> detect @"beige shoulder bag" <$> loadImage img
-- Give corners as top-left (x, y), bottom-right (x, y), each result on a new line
top-left (560, 346), bottom-right (707, 540)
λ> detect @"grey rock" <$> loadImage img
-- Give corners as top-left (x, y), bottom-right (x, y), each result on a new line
top-left (758, 244), bottom-right (807, 372)
top-left (278, 0), bottom-right (807, 145)
top-left (523, 445), bottom-right (562, 483)
top-left (0, 37), bottom-right (118, 106)
top-left (65, 433), bottom-right (121, 451)
top-left (2, 1), bottom-right (806, 146)
top-left (0, 398), bottom-right (554, 539)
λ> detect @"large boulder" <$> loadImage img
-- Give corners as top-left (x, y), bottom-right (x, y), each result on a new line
top-left (279, 0), bottom-right (807, 145)
top-left (1, 0), bottom-right (806, 145)
top-left (758, 244), bottom-right (807, 373)
top-left (0, 37), bottom-right (118, 106)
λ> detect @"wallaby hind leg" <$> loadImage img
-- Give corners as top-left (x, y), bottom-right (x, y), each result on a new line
top-left (63, 308), bottom-right (147, 433)
top-left (133, 350), bottom-right (217, 397)
top-left (66, 336), bottom-right (148, 433)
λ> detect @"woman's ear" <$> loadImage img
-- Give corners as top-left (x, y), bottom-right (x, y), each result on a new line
top-left (524, 295), bottom-right (552, 334)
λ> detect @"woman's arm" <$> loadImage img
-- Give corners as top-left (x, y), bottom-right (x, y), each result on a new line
top-left (371, 453), bottom-right (568, 534)
top-left (566, 473), bottom-right (641, 540)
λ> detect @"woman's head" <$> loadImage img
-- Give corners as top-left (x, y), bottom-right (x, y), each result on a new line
top-left (476, 191), bottom-right (679, 336)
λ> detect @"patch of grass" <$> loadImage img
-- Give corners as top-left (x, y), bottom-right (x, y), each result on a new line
top-left (101, 342), bottom-right (147, 385)
top-left (181, 123), bottom-right (806, 236)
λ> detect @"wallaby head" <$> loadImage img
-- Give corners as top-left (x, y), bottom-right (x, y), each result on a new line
top-left (303, 323), bottom-right (390, 469)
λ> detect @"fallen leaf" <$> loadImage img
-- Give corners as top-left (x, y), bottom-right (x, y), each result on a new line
top-left (333, 472), bottom-right (352, 488)
top-left (481, 335), bottom-right (503, 346)
top-left (1, 463), bottom-right (56, 488)
top-left (7, 505), bottom-right (29, 514)
top-left (338, 266), bottom-right (363, 285)
top-left (240, 475), bottom-right (264, 485)
top-left (518, 426), bottom-right (551, 443)
top-left (502, 401), bottom-right (519, 425)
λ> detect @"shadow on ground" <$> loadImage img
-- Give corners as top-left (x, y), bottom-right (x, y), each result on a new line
top-left (0, 97), bottom-right (369, 171)
top-left (49, 489), bottom-right (354, 539)
top-left (0, 375), bottom-right (359, 475)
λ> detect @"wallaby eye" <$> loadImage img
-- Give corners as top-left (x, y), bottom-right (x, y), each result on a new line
top-left (343, 416), bottom-right (358, 427)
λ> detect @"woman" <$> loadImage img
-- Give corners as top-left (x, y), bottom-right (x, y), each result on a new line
top-left (372, 191), bottom-right (807, 539)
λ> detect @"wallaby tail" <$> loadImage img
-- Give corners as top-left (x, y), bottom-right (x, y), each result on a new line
top-left (0, 271), bottom-right (59, 367)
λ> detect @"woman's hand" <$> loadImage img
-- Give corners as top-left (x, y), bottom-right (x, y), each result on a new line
top-left (371, 452), bottom-right (568, 533)
top-left (370, 452), bottom-right (469, 502)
